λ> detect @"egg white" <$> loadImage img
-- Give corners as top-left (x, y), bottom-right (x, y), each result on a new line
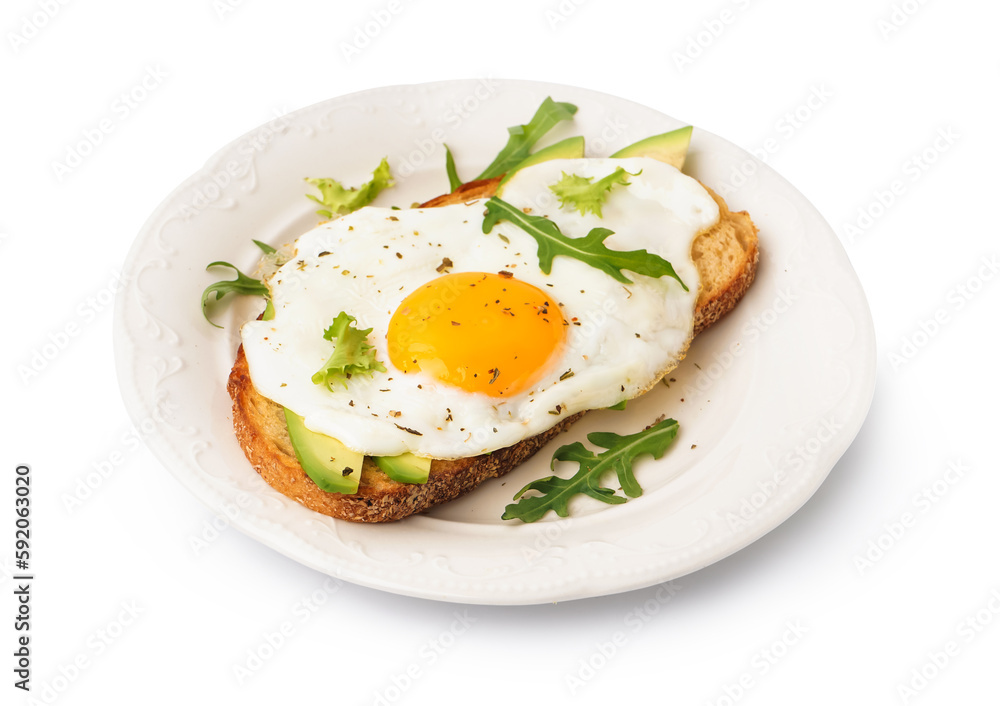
top-left (240, 158), bottom-right (719, 459)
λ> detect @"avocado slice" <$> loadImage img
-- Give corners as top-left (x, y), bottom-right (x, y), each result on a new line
top-left (373, 453), bottom-right (431, 484)
top-left (497, 136), bottom-right (586, 191)
top-left (610, 125), bottom-right (693, 170)
top-left (262, 299), bottom-right (275, 320)
top-left (283, 408), bottom-right (363, 494)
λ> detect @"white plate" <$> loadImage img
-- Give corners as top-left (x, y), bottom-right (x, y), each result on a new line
top-left (114, 80), bottom-right (876, 605)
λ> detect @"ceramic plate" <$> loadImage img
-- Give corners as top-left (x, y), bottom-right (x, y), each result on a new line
top-left (114, 79), bottom-right (876, 604)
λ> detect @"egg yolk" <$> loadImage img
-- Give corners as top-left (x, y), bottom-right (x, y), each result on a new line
top-left (387, 272), bottom-right (567, 397)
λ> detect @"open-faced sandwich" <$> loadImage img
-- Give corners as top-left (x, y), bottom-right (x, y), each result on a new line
top-left (205, 98), bottom-right (759, 523)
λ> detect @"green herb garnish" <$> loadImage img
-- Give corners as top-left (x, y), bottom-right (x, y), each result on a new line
top-left (550, 166), bottom-right (637, 217)
top-left (201, 262), bottom-right (268, 328)
top-left (305, 157), bottom-right (393, 218)
top-left (444, 144), bottom-right (463, 192)
top-left (496, 135), bottom-right (586, 191)
top-left (502, 418), bottom-right (681, 523)
top-left (474, 97), bottom-right (577, 181)
top-left (311, 312), bottom-right (387, 390)
top-left (482, 197), bottom-right (687, 288)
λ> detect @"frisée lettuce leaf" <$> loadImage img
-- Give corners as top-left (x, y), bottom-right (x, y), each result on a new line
top-left (549, 166), bottom-right (638, 217)
top-left (312, 312), bottom-right (387, 390)
top-left (306, 157), bottom-right (393, 218)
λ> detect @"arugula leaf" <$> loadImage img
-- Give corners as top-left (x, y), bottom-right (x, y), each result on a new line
top-left (474, 97), bottom-right (578, 181)
top-left (502, 418), bottom-right (681, 523)
top-left (550, 166), bottom-right (637, 217)
top-left (482, 197), bottom-right (688, 289)
top-left (444, 144), bottom-right (463, 192)
top-left (253, 239), bottom-right (276, 254)
top-left (201, 261), bottom-right (269, 328)
top-left (305, 157), bottom-right (393, 218)
top-left (311, 312), bottom-right (387, 390)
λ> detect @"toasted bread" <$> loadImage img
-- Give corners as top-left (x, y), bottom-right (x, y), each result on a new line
top-left (227, 174), bottom-right (759, 522)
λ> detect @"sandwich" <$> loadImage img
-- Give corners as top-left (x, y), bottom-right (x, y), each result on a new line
top-left (211, 99), bottom-right (759, 523)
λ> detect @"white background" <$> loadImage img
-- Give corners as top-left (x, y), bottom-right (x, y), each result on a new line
top-left (3, 0), bottom-right (998, 704)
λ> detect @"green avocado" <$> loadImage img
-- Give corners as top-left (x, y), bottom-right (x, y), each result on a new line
top-left (497, 136), bottom-right (586, 191)
top-left (373, 453), bottom-right (432, 485)
top-left (283, 408), bottom-right (363, 494)
top-left (610, 125), bottom-right (693, 170)
top-left (262, 299), bottom-right (275, 321)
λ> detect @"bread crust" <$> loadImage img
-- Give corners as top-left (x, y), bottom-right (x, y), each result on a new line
top-left (229, 347), bottom-right (584, 522)
top-left (693, 185), bottom-right (760, 334)
top-left (228, 171), bottom-right (759, 522)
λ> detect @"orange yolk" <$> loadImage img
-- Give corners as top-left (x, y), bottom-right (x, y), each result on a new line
top-left (387, 272), bottom-right (567, 397)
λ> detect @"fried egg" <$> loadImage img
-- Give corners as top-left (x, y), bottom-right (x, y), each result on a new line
top-left (240, 158), bottom-right (719, 459)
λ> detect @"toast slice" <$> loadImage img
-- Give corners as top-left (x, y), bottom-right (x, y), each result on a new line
top-left (227, 175), bottom-right (759, 522)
